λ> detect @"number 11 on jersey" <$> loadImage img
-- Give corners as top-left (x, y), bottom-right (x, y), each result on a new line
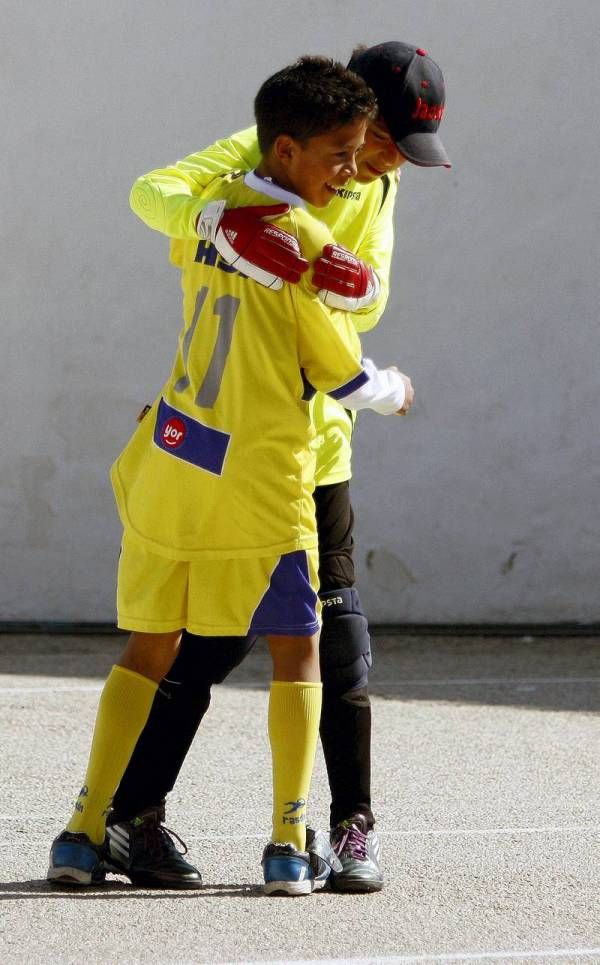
top-left (174, 286), bottom-right (241, 409)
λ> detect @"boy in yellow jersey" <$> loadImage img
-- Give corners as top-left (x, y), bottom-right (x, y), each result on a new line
top-left (104, 43), bottom-right (449, 894)
top-left (47, 56), bottom-right (413, 896)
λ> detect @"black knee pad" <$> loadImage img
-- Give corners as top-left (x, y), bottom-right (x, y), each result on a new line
top-left (319, 587), bottom-right (372, 695)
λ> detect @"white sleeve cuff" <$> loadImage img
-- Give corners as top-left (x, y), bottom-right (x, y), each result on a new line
top-left (337, 357), bottom-right (405, 414)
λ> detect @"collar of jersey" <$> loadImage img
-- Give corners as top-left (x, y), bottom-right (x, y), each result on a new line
top-left (244, 170), bottom-right (306, 209)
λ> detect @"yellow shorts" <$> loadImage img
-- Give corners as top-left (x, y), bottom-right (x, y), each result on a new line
top-left (117, 533), bottom-right (321, 636)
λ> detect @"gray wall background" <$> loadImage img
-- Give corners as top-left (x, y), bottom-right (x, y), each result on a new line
top-left (2, 0), bottom-right (598, 624)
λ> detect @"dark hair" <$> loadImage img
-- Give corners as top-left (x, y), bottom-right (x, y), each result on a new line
top-left (254, 55), bottom-right (377, 154)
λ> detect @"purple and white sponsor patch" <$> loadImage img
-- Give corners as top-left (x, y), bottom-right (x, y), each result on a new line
top-left (153, 397), bottom-right (230, 476)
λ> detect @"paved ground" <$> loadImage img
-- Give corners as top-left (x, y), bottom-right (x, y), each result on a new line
top-left (0, 632), bottom-right (599, 965)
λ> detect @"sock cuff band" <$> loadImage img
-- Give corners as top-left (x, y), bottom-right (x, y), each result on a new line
top-left (111, 664), bottom-right (158, 695)
top-left (270, 681), bottom-right (322, 692)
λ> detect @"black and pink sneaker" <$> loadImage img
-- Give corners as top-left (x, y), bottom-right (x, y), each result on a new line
top-left (329, 813), bottom-right (383, 893)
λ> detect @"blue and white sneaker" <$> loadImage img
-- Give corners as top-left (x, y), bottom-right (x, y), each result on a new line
top-left (47, 830), bottom-right (106, 886)
top-left (261, 828), bottom-right (342, 896)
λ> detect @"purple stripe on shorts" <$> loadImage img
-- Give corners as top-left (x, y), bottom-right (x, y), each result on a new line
top-left (250, 550), bottom-right (319, 635)
top-left (153, 397), bottom-right (230, 476)
top-left (328, 369), bottom-right (369, 401)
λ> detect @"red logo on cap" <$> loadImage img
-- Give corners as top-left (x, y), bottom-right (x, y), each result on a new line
top-left (416, 48), bottom-right (428, 56)
top-left (162, 417), bottom-right (186, 449)
top-left (411, 96), bottom-right (445, 122)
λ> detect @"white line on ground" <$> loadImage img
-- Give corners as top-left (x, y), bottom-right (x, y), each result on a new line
top-left (183, 824), bottom-right (600, 842)
top-left (0, 684), bottom-right (103, 694)
top-left (0, 822), bottom-right (598, 841)
top-left (239, 951), bottom-right (600, 964)
top-left (371, 677), bottom-right (600, 687)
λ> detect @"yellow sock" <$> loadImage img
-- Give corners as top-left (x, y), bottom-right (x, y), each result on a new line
top-left (268, 680), bottom-right (322, 851)
top-left (67, 665), bottom-right (157, 844)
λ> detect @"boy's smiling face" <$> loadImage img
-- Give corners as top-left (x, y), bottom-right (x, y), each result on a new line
top-left (354, 117), bottom-right (408, 183)
top-left (273, 117), bottom-right (368, 207)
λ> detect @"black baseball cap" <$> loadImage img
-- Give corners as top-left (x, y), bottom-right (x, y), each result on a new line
top-left (348, 41), bottom-right (451, 168)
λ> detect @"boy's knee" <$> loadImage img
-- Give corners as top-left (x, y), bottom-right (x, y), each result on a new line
top-left (268, 632), bottom-right (321, 682)
top-left (118, 630), bottom-right (183, 683)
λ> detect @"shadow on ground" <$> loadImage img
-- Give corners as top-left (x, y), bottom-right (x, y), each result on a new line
top-left (0, 633), bottom-right (598, 713)
top-left (0, 880), bottom-right (262, 900)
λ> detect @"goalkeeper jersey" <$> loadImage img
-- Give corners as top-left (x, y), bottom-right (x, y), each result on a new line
top-left (112, 173), bottom-right (372, 561)
top-left (129, 126), bottom-right (398, 485)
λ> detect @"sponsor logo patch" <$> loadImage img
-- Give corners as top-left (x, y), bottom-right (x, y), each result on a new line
top-left (154, 397), bottom-right (230, 475)
top-left (161, 417), bottom-right (186, 449)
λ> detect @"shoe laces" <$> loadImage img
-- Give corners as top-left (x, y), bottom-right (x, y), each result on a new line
top-left (141, 820), bottom-right (189, 858)
top-left (332, 819), bottom-right (368, 860)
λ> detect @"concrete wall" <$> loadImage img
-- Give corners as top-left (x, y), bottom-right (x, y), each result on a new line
top-left (3, 0), bottom-right (599, 623)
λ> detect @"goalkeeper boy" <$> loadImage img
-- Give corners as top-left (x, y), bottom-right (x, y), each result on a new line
top-left (47, 56), bottom-right (413, 896)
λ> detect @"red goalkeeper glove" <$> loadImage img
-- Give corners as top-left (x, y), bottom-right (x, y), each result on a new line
top-left (313, 243), bottom-right (381, 310)
top-left (196, 201), bottom-right (308, 290)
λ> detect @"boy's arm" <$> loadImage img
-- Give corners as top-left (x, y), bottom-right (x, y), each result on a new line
top-left (292, 274), bottom-right (408, 416)
top-left (331, 357), bottom-right (412, 414)
top-left (129, 127), bottom-right (308, 286)
top-left (129, 127), bottom-right (261, 237)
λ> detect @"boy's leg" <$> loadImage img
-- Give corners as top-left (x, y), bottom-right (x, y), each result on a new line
top-left (105, 634), bottom-right (256, 889)
top-left (110, 634), bottom-right (257, 822)
top-left (267, 633), bottom-right (321, 851)
top-left (314, 481), bottom-right (383, 892)
top-left (315, 481), bottom-right (373, 826)
top-left (68, 631), bottom-right (182, 841)
top-left (48, 631), bottom-right (181, 885)
top-left (262, 632), bottom-right (324, 895)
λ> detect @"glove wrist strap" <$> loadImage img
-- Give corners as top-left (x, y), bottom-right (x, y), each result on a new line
top-left (196, 199), bottom-right (226, 242)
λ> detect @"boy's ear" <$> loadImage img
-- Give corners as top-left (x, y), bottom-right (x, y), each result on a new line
top-left (273, 134), bottom-right (299, 165)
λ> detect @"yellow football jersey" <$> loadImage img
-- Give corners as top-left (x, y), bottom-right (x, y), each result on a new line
top-left (129, 126), bottom-right (398, 485)
top-left (112, 173), bottom-right (370, 561)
